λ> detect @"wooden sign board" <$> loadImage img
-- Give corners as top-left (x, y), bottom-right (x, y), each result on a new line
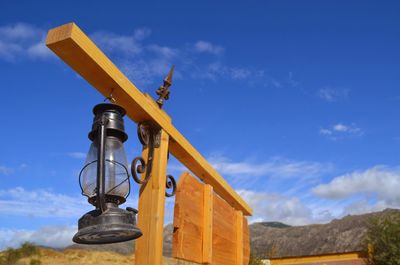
top-left (173, 172), bottom-right (250, 265)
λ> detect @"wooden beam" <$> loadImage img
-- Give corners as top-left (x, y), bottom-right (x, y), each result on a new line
top-left (135, 129), bottom-right (169, 265)
top-left (46, 22), bottom-right (252, 216)
top-left (202, 184), bottom-right (213, 264)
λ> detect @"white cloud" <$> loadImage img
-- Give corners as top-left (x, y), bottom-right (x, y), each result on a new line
top-left (313, 166), bottom-right (400, 206)
top-left (230, 67), bottom-right (251, 80)
top-left (27, 38), bottom-right (53, 59)
top-left (320, 123), bottom-right (363, 139)
top-left (0, 23), bottom-right (42, 40)
top-left (0, 187), bottom-right (90, 218)
top-left (208, 155), bottom-right (332, 178)
top-left (195, 62), bottom-right (259, 81)
top-left (147, 44), bottom-right (178, 58)
top-left (194, 40), bottom-right (224, 55)
top-left (341, 199), bottom-right (393, 216)
top-left (0, 23), bottom-right (298, 90)
top-left (319, 128), bottom-right (333, 135)
top-left (120, 58), bottom-right (175, 87)
top-left (67, 152), bottom-right (87, 159)
top-left (0, 225), bottom-right (76, 250)
top-left (89, 28), bottom-right (273, 87)
top-left (0, 23), bottom-right (53, 62)
top-left (318, 88), bottom-right (349, 102)
top-left (238, 189), bottom-right (313, 225)
top-left (0, 166), bottom-right (13, 175)
top-left (133, 27), bottom-right (151, 40)
top-left (91, 31), bottom-right (143, 56)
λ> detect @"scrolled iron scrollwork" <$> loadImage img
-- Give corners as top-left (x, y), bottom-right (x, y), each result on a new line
top-left (165, 175), bottom-right (176, 197)
top-left (137, 122), bottom-right (150, 147)
top-left (131, 156), bottom-right (150, 184)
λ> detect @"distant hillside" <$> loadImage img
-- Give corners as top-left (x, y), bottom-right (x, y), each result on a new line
top-left (68, 208), bottom-right (400, 258)
top-left (250, 208), bottom-right (400, 258)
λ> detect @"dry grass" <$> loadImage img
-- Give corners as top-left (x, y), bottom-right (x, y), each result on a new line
top-left (15, 248), bottom-right (199, 265)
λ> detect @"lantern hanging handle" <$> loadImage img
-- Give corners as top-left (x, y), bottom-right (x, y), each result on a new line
top-left (96, 116), bottom-right (108, 212)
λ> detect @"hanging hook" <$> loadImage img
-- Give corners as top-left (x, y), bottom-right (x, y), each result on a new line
top-left (104, 88), bottom-right (116, 103)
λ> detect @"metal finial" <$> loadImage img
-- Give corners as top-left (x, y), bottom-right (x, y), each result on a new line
top-left (156, 65), bottom-right (174, 108)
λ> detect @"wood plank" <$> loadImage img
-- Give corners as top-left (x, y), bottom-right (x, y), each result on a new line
top-left (212, 194), bottom-right (236, 265)
top-left (135, 129), bottom-right (169, 265)
top-left (172, 172), bottom-right (204, 264)
top-left (202, 184), bottom-right (213, 264)
top-left (173, 173), bottom-right (251, 265)
top-left (46, 22), bottom-right (252, 216)
top-left (243, 217), bottom-right (250, 265)
top-left (235, 211), bottom-right (243, 265)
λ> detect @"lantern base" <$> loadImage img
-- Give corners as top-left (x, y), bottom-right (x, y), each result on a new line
top-left (73, 205), bottom-right (142, 244)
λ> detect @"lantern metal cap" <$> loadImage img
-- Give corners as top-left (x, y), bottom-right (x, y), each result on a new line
top-left (88, 103), bottom-right (128, 142)
top-left (92, 103), bottom-right (126, 116)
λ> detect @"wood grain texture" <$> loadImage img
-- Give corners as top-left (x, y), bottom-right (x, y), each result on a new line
top-left (202, 184), bottom-right (213, 264)
top-left (242, 217), bottom-right (250, 265)
top-left (46, 22), bottom-right (252, 216)
top-left (135, 129), bottom-right (169, 265)
top-left (213, 194), bottom-right (236, 265)
top-left (173, 173), bottom-right (250, 265)
top-left (172, 172), bottom-right (204, 264)
top-left (235, 211), bottom-right (243, 265)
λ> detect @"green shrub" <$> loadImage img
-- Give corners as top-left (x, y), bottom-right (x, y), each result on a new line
top-left (0, 242), bottom-right (40, 265)
top-left (365, 212), bottom-right (400, 265)
top-left (4, 248), bottom-right (21, 265)
top-left (30, 259), bottom-right (42, 265)
top-left (20, 242), bottom-right (38, 257)
top-left (249, 253), bottom-right (264, 265)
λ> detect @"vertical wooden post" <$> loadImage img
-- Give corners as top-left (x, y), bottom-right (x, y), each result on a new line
top-left (235, 210), bottom-right (243, 265)
top-left (202, 184), bottom-right (213, 264)
top-left (135, 129), bottom-right (169, 265)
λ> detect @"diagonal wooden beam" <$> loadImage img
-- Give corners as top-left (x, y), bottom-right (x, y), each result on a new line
top-left (46, 22), bottom-right (252, 216)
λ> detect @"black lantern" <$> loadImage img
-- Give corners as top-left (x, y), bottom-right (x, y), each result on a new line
top-left (73, 103), bottom-right (142, 244)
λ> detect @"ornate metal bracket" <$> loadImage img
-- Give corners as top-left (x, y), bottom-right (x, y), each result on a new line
top-left (131, 122), bottom-right (176, 197)
top-left (131, 122), bottom-right (160, 185)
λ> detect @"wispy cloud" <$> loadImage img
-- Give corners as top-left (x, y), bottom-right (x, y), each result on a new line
top-left (0, 187), bottom-right (89, 218)
top-left (0, 22), bottom-right (302, 91)
top-left (194, 40), bottom-right (224, 55)
top-left (0, 165), bottom-right (13, 175)
top-left (0, 225), bottom-right (76, 250)
top-left (90, 30), bottom-right (145, 56)
top-left (208, 155), bottom-right (332, 178)
top-left (0, 23), bottom-right (53, 62)
top-left (318, 88), bottom-right (349, 102)
top-left (66, 152), bottom-right (87, 159)
top-left (320, 123), bottom-right (363, 139)
top-left (195, 62), bottom-right (254, 81)
top-left (88, 27), bottom-right (291, 88)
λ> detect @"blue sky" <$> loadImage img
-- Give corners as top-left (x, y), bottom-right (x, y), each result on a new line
top-left (0, 1), bottom-right (400, 249)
